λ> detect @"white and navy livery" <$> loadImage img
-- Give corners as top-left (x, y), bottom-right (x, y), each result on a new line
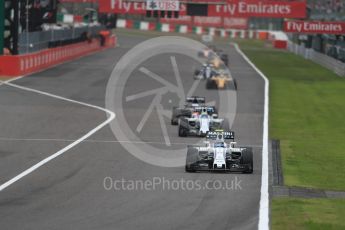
top-left (171, 97), bottom-right (217, 125)
top-left (178, 109), bottom-right (223, 137)
top-left (185, 131), bottom-right (253, 173)
top-left (194, 64), bottom-right (217, 80)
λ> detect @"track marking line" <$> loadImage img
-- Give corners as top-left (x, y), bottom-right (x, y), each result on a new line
top-left (0, 80), bottom-right (115, 192)
top-left (0, 76), bottom-right (25, 85)
top-left (233, 43), bottom-right (270, 230)
top-left (0, 137), bottom-right (263, 148)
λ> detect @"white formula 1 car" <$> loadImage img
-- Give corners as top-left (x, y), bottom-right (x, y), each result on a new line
top-left (171, 97), bottom-right (217, 125)
top-left (194, 64), bottom-right (217, 80)
top-left (178, 108), bottom-right (223, 137)
top-left (185, 131), bottom-right (253, 173)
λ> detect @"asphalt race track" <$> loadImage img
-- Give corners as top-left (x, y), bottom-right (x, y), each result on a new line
top-left (0, 33), bottom-right (265, 230)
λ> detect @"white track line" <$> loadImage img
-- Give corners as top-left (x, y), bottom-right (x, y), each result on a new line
top-left (0, 76), bottom-right (25, 85)
top-left (0, 80), bottom-right (115, 192)
top-left (0, 137), bottom-right (263, 148)
top-left (234, 43), bottom-right (270, 230)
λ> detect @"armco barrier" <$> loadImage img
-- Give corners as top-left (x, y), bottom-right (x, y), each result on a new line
top-left (117, 19), bottom-right (287, 50)
top-left (288, 41), bottom-right (345, 77)
top-left (0, 35), bottom-right (116, 77)
top-left (116, 19), bottom-right (280, 42)
top-left (18, 25), bottom-right (105, 54)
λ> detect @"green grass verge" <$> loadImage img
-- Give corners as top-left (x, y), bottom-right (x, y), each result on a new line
top-left (237, 40), bottom-right (345, 191)
top-left (237, 39), bottom-right (345, 230)
top-left (272, 198), bottom-right (345, 230)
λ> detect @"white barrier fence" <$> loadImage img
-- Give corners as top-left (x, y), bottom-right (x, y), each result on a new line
top-left (288, 41), bottom-right (345, 77)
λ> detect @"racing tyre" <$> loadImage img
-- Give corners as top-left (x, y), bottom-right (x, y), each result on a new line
top-left (211, 106), bottom-right (218, 115)
top-left (178, 125), bottom-right (188, 137)
top-left (233, 79), bottom-right (238, 90)
top-left (185, 148), bottom-right (199, 172)
top-left (240, 147), bottom-right (253, 174)
top-left (222, 119), bottom-right (230, 131)
top-left (221, 55), bottom-right (229, 66)
top-left (206, 79), bottom-right (215, 89)
top-left (171, 107), bottom-right (179, 125)
top-left (180, 109), bottom-right (192, 118)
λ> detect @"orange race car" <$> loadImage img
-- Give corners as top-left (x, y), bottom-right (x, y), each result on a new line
top-left (206, 71), bottom-right (237, 90)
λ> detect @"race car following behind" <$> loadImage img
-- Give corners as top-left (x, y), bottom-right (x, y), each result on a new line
top-left (206, 70), bottom-right (237, 90)
top-left (198, 46), bottom-right (229, 66)
top-left (178, 109), bottom-right (223, 137)
top-left (194, 64), bottom-right (217, 80)
top-left (171, 97), bottom-right (217, 125)
top-left (185, 131), bottom-right (253, 173)
top-left (194, 63), bottom-right (237, 90)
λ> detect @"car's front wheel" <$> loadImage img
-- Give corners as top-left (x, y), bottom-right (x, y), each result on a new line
top-left (185, 148), bottom-right (199, 172)
top-left (178, 125), bottom-right (188, 137)
top-left (240, 148), bottom-right (253, 174)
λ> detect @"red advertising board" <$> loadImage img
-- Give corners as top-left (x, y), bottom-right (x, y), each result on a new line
top-left (160, 16), bottom-right (247, 29)
top-left (60, 0), bottom-right (97, 2)
top-left (181, 0), bottom-right (226, 2)
top-left (193, 16), bottom-right (222, 27)
top-left (99, 0), bottom-right (306, 19)
top-left (160, 16), bottom-right (192, 25)
top-left (223, 17), bottom-right (248, 29)
top-left (208, 0), bottom-right (306, 18)
top-left (99, 0), bottom-right (147, 14)
top-left (284, 20), bottom-right (345, 35)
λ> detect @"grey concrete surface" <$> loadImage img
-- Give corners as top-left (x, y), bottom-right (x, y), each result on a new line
top-left (0, 33), bottom-right (265, 230)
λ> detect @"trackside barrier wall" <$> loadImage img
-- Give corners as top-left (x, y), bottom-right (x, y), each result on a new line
top-left (288, 41), bottom-right (345, 77)
top-left (0, 36), bottom-right (116, 77)
top-left (116, 19), bottom-right (286, 48)
top-left (18, 25), bottom-right (105, 54)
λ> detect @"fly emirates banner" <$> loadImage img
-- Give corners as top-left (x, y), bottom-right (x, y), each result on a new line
top-left (99, 0), bottom-right (307, 18)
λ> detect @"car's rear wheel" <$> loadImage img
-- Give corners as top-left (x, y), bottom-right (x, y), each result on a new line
top-left (171, 107), bottom-right (179, 125)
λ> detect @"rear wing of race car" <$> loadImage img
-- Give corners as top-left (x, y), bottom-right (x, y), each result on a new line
top-left (186, 96), bottom-right (205, 104)
top-left (206, 131), bottom-right (235, 140)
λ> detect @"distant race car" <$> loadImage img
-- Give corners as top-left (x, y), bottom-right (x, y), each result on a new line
top-left (178, 108), bottom-right (223, 137)
top-left (171, 97), bottom-right (217, 125)
top-left (206, 70), bottom-right (237, 90)
top-left (198, 47), bottom-right (229, 66)
top-left (218, 53), bottom-right (229, 67)
top-left (195, 67), bottom-right (237, 90)
top-left (194, 64), bottom-right (217, 80)
top-left (185, 131), bottom-right (253, 173)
